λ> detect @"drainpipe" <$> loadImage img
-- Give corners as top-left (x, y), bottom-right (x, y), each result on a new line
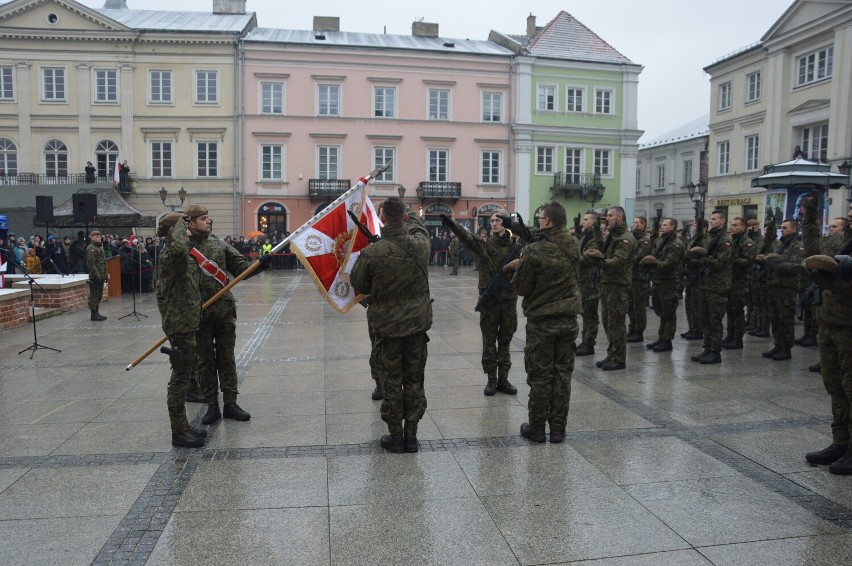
top-left (507, 55), bottom-right (514, 211)
top-left (237, 38), bottom-right (246, 237)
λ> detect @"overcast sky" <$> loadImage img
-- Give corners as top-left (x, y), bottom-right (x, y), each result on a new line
top-left (75, 0), bottom-right (796, 141)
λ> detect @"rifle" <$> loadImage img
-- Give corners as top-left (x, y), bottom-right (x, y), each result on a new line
top-left (573, 213), bottom-right (582, 237)
top-left (347, 210), bottom-right (379, 243)
top-left (474, 213), bottom-right (531, 313)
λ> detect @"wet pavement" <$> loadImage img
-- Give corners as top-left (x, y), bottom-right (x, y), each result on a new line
top-left (0, 266), bottom-right (850, 565)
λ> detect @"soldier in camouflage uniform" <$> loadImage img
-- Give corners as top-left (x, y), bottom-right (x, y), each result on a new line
top-left (688, 210), bottom-right (733, 364)
top-left (749, 221), bottom-right (778, 338)
top-left (642, 218), bottom-right (685, 353)
top-left (745, 218), bottom-right (763, 332)
top-left (155, 213), bottom-right (206, 448)
top-left (186, 204), bottom-right (270, 426)
top-left (584, 206), bottom-right (636, 371)
top-left (442, 212), bottom-right (518, 396)
top-left (723, 217), bottom-right (757, 350)
top-left (576, 212), bottom-right (603, 356)
top-left (509, 202), bottom-right (581, 443)
top-left (627, 216), bottom-right (652, 343)
top-left (85, 231), bottom-right (108, 321)
top-left (448, 234), bottom-right (460, 275)
top-left (351, 198), bottom-right (432, 453)
top-left (681, 220), bottom-right (707, 340)
top-left (758, 219), bottom-right (803, 361)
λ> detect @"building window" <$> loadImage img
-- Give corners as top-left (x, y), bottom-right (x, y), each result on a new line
top-left (801, 123), bottom-right (829, 162)
top-left (196, 142), bottom-right (218, 177)
top-left (656, 164), bottom-right (666, 189)
top-left (635, 169), bottom-right (641, 193)
top-left (482, 92), bottom-right (502, 122)
top-left (594, 89), bottom-right (613, 114)
top-left (481, 151), bottom-right (500, 184)
top-left (566, 87), bottom-right (584, 112)
top-left (0, 66), bottom-right (12, 100)
top-left (373, 147), bottom-right (395, 182)
top-left (373, 86), bottom-right (395, 118)
top-left (745, 134), bottom-right (759, 171)
top-left (0, 138), bottom-right (18, 176)
top-left (261, 82), bottom-right (284, 115)
top-left (150, 70), bottom-right (172, 104)
top-left (95, 139), bottom-right (119, 179)
top-left (428, 89), bottom-right (449, 120)
top-left (746, 71), bottom-right (761, 102)
top-left (151, 141), bottom-right (173, 177)
top-left (318, 146), bottom-right (339, 179)
top-left (797, 46), bottom-right (833, 86)
top-left (318, 84), bottom-right (340, 116)
top-left (42, 67), bottom-right (65, 101)
top-left (428, 149), bottom-right (449, 182)
top-left (536, 146), bottom-right (554, 174)
top-left (593, 149), bottom-right (611, 177)
top-left (537, 85), bottom-right (556, 111)
top-left (718, 81), bottom-right (732, 111)
top-left (565, 148), bottom-right (582, 183)
top-left (44, 139), bottom-right (67, 177)
top-left (261, 145), bottom-right (283, 180)
top-left (195, 70), bottom-right (218, 104)
top-left (683, 160), bottom-right (693, 186)
top-left (718, 141), bottom-right (730, 175)
top-left (744, 204), bottom-right (758, 219)
top-left (95, 69), bottom-right (117, 103)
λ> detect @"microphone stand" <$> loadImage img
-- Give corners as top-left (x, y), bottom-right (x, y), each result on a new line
top-left (118, 250), bottom-right (148, 320)
top-left (44, 257), bottom-right (66, 277)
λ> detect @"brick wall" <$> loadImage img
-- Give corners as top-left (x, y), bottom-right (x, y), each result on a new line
top-left (32, 285), bottom-right (89, 312)
top-left (0, 296), bottom-right (30, 329)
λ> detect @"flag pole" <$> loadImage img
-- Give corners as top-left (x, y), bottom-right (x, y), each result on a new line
top-left (126, 161), bottom-right (391, 371)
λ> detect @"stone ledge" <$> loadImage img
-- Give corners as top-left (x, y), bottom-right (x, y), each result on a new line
top-left (0, 288), bottom-right (30, 302)
top-left (10, 274), bottom-right (90, 290)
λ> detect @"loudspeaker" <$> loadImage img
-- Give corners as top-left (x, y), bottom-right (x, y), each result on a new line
top-left (36, 196), bottom-right (54, 223)
top-left (72, 193), bottom-right (97, 223)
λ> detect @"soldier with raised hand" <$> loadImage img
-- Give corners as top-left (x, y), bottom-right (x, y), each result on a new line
top-left (724, 217), bottom-right (757, 350)
top-left (688, 210), bottom-right (733, 364)
top-left (759, 218), bottom-right (804, 361)
top-left (352, 197), bottom-right (432, 453)
top-left (642, 217), bottom-right (685, 353)
top-left (576, 212), bottom-right (603, 357)
top-left (584, 206), bottom-right (636, 371)
top-left (508, 201), bottom-right (581, 443)
top-left (85, 230), bottom-right (108, 321)
top-left (627, 216), bottom-right (652, 343)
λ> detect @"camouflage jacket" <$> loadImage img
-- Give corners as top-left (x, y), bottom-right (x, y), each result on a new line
top-left (598, 224), bottom-right (636, 286)
top-left (449, 237), bottom-right (460, 257)
top-left (696, 227), bottom-right (733, 295)
top-left (650, 232), bottom-right (685, 283)
top-left (730, 232), bottom-right (757, 284)
top-left (189, 232), bottom-right (258, 321)
top-left (156, 218), bottom-right (202, 336)
top-left (766, 233), bottom-right (803, 291)
top-left (85, 242), bottom-right (106, 280)
top-left (447, 221), bottom-right (516, 298)
top-left (577, 228), bottom-right (603, 295)
top-left (512, 226), bottom-right (581, 320)
top-left (350, 213), bottom-right (432, 338)
top-left (631, 229), bottom-right (652, 282)
top-left (801, 212), bottom-right (852, 327)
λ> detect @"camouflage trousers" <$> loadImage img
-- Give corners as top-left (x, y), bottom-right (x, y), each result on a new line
top-left (375, 333), bottom-right (429, 436)
top-left (803, 302), bottom-right (819, 340)
top-left (628, 280), bottom-right (650, 334)
top-left (450, 253), bottom-right (459, 274)
top-left (819, 322), bottom-right (852, 446)
top-left (745, 280), bottom-right (756, 327)
top-left (368, 322), bottom-right (381, 387)
top-left (753, 286), bottom-right (771, 332)
top-left (166, 332), bottom-right (195, 434)
top-left (479, 297), bottom-right (518, 375)
top-left (198, 313), bottom-right (240, 405)
top-left (579, 288), bottom-right (599, 347)
top-left (87, 279), bottom-right (104, 311)
top-left (650, 281), bottom-right (680, 340)
top-left (726, 285), bottom-right (748, 339)
top-left (699, 290), bottom-right (728, 353)
top-left (524, 316), bottom-right (578, 430)
top-left (684, 281), bottom-right (703, 332)
top-left (600, 284), bottom-right (629, 364)
top-left (769, 287), bottom-right (797, 349)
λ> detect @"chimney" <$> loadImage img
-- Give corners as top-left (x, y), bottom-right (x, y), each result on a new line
top-left (526, 14), bottom-right (537, 39)
top-left (212, 0), bottom-right (247, 15)
top-left (412, 21), bottom-right (439, 38)
top-left (102, 0), bottom-right (128, 8)
top-left (313, 16), bottom-right (340, 32)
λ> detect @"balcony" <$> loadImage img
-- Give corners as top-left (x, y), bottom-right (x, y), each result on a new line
top-left (550, 172), bottom-right (606, 204)
top-left (416, 181), bottom-right (461, 201)
top-left (308, 178), bottom-right (351, 200)
top-left (0, 172), bottom-right (134, 193)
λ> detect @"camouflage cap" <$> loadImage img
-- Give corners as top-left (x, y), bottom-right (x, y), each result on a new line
top-left (747, 218), bottom-right (759, 227)
top-left (157, 212), bottom-right (184, 237)
top-left (89, 230), bottom-right (102, 236)
top-left (183, 204), bottom-right (208, 219)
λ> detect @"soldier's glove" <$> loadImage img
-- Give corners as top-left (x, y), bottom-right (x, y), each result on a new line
top-left (689, 246), bottom-right (707, 257)
top-left (496, 213), bottom-right (516, 232)
top-left (640, 255), bottom-right (658, 266)
top-left (257, 252), bottom-right (273, 269)
top-left (584, 249), bottom-right (604, 260)
top-left (439, 214), bottom-right (454, 229)
top-left (765, 253), bottom-right (782, 263)
top-left (802, 255), bottom-right (836, 273)
top-left (755, 254), bottom-right (766, 264)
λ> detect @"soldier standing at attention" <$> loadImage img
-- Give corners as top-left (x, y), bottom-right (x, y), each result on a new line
top-left (759, 219), bottom-right (804, 361)
top-left (448, 233), bottom-right (460, 275)
top-left (508, 201), bottom-right (581, 443)
top-left (442, 212), bottom-right (519, 396)
top-left (641, 217), bottom-right (685, 353)
top-left (681, 219), bottom-right (708, 341)
top-left (85, 230), bottom-right (107, 321)
top-left (688, 210), bottom-right (733, 364)
top-left (627, 216), bottom-right (652, 343)
top-left (749, 221), bottom-right (778, 338)
top-left (156, 213), bottom-right (206, 448)
top-left (744, 218), bottom-right (763, 333)
top-left (724, 217), bottom-right (757, 350)
top-left (576, 212), bottom-right (603, 357)
top-left (352, 197), bottom-right (432, 453)
top-left (584, 206), bottom-right (636, 371)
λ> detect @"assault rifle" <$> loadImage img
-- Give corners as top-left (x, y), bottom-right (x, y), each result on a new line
top-left (573, 213), bottom-right (582, 237)
top-left (347, 210), bottom-right (379, 243)
top-left (474, 213), bottom-right (532, 313)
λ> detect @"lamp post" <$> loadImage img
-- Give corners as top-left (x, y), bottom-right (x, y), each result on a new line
top-left (582, 173), bottom-right (606, 209)
top-left (397, 185), bottom-right (406, 200)
top-left (685, 180), bottom-right (707, 233)
top-left (159, 187), bottom-right (187, 211)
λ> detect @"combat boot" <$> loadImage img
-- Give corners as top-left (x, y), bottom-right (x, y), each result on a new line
top-left (185, 388), bottom-right (206, 403)
top-left (371, 384), bottom-right (384, 400)
top-left (806, 444), bottom-right (847, 465)
top-left (626, 332), bottom-right (643, 343)
top-left (699, 351), bottom-right (721, 364)
top-left (549, 426), bottom-right (565, 444)
top-left (685, 330), bottom-right (703, 340)
top-left (520, 422), bottom-right (546, 443)
top-left (484, 371), bottom-right (497, 396)
top-left (496, 368), bottom-right (517, 395)
top-left (404, 422), bottom-right (419, 453)
top-left (652, 340), bottom-right (673, 352)
top-left (595, 357), bottom-right (610, 368)
top-left (690, 349), bottom-right (710, 362)
top-left (575, 343), bottom-right (594, 357)
top-left (829, 450), bottom-right (852, 475)
top-left (601, 360), bottom-right (626, 371)
top-left (771, 348), bottom-right (792, 361)
top-left (201, 403), bottom-right (221, 425)
top-left (798, 336), bottom-right (817, 347)
top-left (223, 403), bottom-right (251, 421)
top-left (90, 309), bottom-right (107, 321)
top-left (723, 338), bottom-right (743, 350)
top-left (680, 329), bottom-right (694, 339)
top-left (809, 362), bottom-right (821, 373)
top-left (645, 339), bottom-right (661, 349)
top-left (753, 329), bottom-right (770, 338)
top-left (172, 430), bottom-right (205, 448)
top-left (187, 426), bottom-right (207, 439)
top-left (761, 346), bottom-right (780, 358)
top-left (380, 434), bottom-right (405, 453)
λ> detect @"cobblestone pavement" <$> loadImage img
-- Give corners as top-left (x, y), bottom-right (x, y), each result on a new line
top-left (1, 266), bottom-right (850, 565)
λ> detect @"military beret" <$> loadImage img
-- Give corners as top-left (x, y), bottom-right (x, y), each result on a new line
top-left (89, 230), bottom-right (101, 236)
top-left (803, 255), bottom-right (837, 273)
top-left (183, 204), bottom-right (208, 219)
top-left (747, 219), bottom-right (759, 227)
top-left (157, 212), bottom-right (184, 237)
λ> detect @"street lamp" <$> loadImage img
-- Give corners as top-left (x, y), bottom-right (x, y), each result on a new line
top-left (397, 185), bottom-right (406, 200)
top-left (582, 173), bottom-right (606, 207)
top-left (684, 181), bottom-right (707, 233)
top-left (159, 186), bottom-right (187, 211)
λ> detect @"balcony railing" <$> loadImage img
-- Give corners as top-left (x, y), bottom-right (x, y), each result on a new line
top-left (308, 178), bottom-right (351, 199)
top-left (0, 173), bottom-right (116, 186)
top-left (416, 181), bottom-right (462, 200)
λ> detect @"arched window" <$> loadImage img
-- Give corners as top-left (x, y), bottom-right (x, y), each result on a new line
top-left (257, 201), bottom-right (287, 235)
top-left (0, 138), bottom-right (17, 178)
top-left (44, 139), bottom-right (68, 178)
top-left (95, 140), bottom-right (119, 181)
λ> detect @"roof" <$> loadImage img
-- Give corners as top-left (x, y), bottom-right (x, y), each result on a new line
top-left (639, 115), bottom-right (709, 149)
top-left (496, 11), bottom-right (635, 65)
top-left (97, 8), bottom-right (255, 33)
top-left (751, 158), bottom-right (849, 189)
top-left (52, 187), bottom-right (155, 228)
top-left (243, 28), bottom-right (512, 56)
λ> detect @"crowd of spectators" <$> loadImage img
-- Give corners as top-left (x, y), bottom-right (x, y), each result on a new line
top-left (430, 230), bottom-right (475, 266)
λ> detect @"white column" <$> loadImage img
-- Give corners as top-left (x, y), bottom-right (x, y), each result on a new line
top-left (120, 64), bottom-right (135, 163)
top-left (15, 62), bottom-right (32, 171)
top-left (514, 137), bottom-right (532, 218)
top-left (77, 63), bottom-right (92, 163)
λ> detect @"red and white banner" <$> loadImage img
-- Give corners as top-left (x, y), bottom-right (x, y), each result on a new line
top-left (289, 184), bottom-right (382, 313)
